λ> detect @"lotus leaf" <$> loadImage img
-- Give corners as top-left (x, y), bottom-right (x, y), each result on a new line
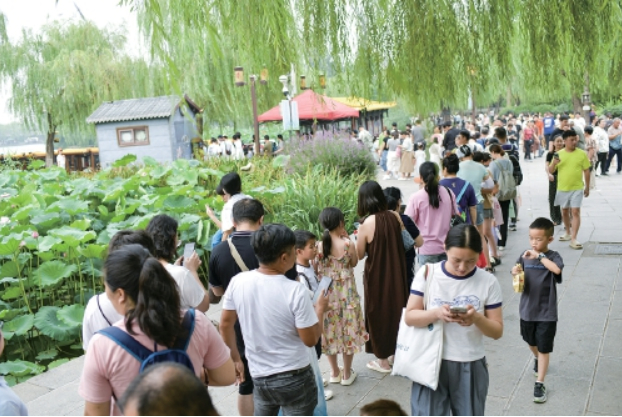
top-left (37, 169), bottom-right (64, 182)
top-left (34, 261), bottom-right (77, 288)
top-left (0, 234), bottom-right (23, 256)
top-left (103, 186), bottom-right (125, 202)
top-left (70, 219), bottom-right (91, 231)
top-left (166, 173), bottom-right (186, 186)
top-left (57, 304), bottom-right (85, 327)
top-left (36, 251), bottom-right (56, 261)
top-left (0, 360), bottom-right (44, 377)
top-left (0, 174), bottom-right (18, 187)
top-left (77, 244), bottom-right (106, 259)
top-left (142, 156), bottom-right (158, 166)
top-left (112, 154), bottom-right (137, 167)
top-left (149, 165), bottom-right (171, 179)
top-left (28, 160), bottom-right (46, 170)
top-left (37, 236), bottom-right (62, 252)
top-left (162, 195), bottom-right (195, 211)
top-left (2, 314), bottom-right (34, 340)
top-left (98, 205), bottom-right (109, 216)
top-left (49, 226), bottom-right (96, 247)
top-left (48, 358), bottom-right (70, 369)
top-left (12, 205), bottom-right (34, 221)
top-left (0, 307), bottom-right (25, 321)
top-left (35, 349), bottom-right (58, 361)
top-left (49, 199), bottom-right (90, 215)
top-left (198, 168), bottom-right (224, 179)
top-left (0, 277), bottom-right (18, 284)
top-left (178, 214), bottom-right (201, 231)
top-left (31, 213), bottom-right (61, 229)
top-left (0, 261), bottom-right (21, 278)
top-left (34, 306), bottom-right (79, 341)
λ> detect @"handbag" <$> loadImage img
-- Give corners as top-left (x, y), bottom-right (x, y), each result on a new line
top-left (391, 265), bottom-right (444, 389)
top-left (390, 211), bottom-right (415, 251)
top-left (443, 186), bottom-right (465, 227)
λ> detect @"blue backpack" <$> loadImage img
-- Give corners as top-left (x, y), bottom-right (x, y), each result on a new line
top-left (97, 309), bottom-right (196, 374)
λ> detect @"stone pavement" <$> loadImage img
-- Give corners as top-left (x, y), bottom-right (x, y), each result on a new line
top-left (12, 155), bottom-right (622, 415)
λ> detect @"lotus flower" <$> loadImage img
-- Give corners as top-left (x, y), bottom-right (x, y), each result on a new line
top-left (32, 231), bottom-right (39, 239)
top-left (0, 216), bottom-right (9, 225)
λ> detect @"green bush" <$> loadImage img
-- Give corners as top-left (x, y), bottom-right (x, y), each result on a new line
top-left (285, 133), bottom-right (377, 179)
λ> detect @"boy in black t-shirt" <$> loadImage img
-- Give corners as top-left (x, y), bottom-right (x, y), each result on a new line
top-left (511, 218), bottom-right (564, 404)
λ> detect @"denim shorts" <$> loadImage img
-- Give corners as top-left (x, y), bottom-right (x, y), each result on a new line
top-left (483, 208), bottom-right (494, 219)
top-left (475, 202), bottom-right (484, 226)
top-left (418, 253), bottom-right (447, 266)
top-left (253, 366), bottom-right (317, 416)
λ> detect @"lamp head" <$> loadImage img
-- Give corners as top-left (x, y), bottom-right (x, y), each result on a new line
top-left (278, 75), bottom-right (289, 96)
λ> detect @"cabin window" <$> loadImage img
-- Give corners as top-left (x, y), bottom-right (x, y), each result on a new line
top-left (116, 126), bottom-right (150, 147)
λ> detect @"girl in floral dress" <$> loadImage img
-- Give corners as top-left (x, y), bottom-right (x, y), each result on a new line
top-left (315, 207), bottom-right (368, 387)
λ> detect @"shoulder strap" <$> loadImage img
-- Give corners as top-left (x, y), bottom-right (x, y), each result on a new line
top-left (443, 186), bottom-right (458, 214)
top-left (174, 309), bottom-right (196, 351)
top-left (423, 264), bottom-right (433, 310)
top-left (227, 237), bottom-right (249, 272)
top-left (456, 181), bottom-right (469, 203)
top-left (96, 294), bottom-right (113, 326)
top-left (97, 327), bottom-right (153, 363)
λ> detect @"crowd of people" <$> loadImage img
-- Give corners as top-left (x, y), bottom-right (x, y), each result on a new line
top-left (196, 133), bottom-right (285, 160)
top-left (2, 107), bottom-right (617, 416)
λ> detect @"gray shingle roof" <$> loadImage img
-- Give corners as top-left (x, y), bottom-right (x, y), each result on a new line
top-left (86, 95), bottom-right (184, 124)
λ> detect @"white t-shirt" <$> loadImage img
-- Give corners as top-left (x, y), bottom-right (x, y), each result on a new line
top-left (82, 293), bottom-right (124, 351)
top-left (410, 261), bottom-right (503, 362)
top-left (222, 270), bottom-right (318, 378)
top-left (164, 264), bottom-right (206, 309)
top-left (220, 193), bottom-right (251, 232)
top-left (296, 263), bottom-right (318, 292)
top-left (57, 154), bottom-right (66, 169)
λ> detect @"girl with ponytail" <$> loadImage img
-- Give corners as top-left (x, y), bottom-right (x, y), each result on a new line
top-left (315, 208), bottom-right (367, 386)
top-left (80, 244), bottom-right (235, 416)
top-left (405, 162), bottom-right (459, 266)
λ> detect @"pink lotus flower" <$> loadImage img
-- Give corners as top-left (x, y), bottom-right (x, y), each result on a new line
top-left (32, 232), bottom-right (39, 239)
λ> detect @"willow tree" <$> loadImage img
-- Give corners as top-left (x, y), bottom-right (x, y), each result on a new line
top-left (124, 0), bottom-right (622, 121)
top-left (0, 20), bottom-right (167, 166)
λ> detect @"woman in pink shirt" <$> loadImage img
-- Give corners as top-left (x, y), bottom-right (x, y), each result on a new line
top-left (405, 162), bottom-right (457, 266)
top-left (79, 244), bottom-right (235, 416)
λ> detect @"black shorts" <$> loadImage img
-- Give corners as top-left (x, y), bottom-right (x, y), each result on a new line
top-left (520, 320), bottom-right (557, 353)
top-left (239, 354), bottom-right (254, 395)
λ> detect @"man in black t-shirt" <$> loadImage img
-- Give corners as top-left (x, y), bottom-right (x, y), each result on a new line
top-left (209, 199), bottom-right (264, 416)
top-left (442, 121), bottom-right (460, 154)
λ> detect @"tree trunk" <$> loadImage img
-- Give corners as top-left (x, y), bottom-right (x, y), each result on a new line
top-left (506, 86), bottom-right (513, 108)
top-left (572, 94), bottom-right (581, 114)
top-left (45, 131), bottom-right (55, 168)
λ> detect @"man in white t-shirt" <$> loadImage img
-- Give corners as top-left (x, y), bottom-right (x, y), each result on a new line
top-left (57, 148), bottom-right (66, 169)
top-left (220, 224), bottom-right (328, 416)
top-left (82, 230), bottom-right (154, 351)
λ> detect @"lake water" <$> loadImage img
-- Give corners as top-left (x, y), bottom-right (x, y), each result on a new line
top-left (0, 144), bottom-right (46, 156)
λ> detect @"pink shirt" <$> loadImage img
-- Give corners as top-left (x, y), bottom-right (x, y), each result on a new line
top-left (405, 186), bottom-right (457, 255)
top-left (79, 311), bottom-right (230, 415)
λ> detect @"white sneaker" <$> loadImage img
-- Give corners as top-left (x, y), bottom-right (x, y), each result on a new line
top-left (383, 175), bottom-right (391, 180)
top-left (498, 246), bottom-right (505, 251)
top-left (398, 177), bottom-right (407, 181)
top-left (324, 389), bottom-right (334, 401)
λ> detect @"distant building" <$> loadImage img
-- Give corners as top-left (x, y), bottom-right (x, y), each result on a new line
top-left (86, 95), bottom-right (202, 167)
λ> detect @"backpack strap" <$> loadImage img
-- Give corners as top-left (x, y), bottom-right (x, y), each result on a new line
top-left (97, 327), bottom-right (153, 363)
top-left (228, 237), bottom-right (249, 272)
top-left (456, 182), bottom-right (469, 204)
top-left (96, 294), bottom-right (113, 326)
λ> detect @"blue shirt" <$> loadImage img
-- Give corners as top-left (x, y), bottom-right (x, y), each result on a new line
top-left (543, 117), bottom-right (555, 135)
top-left (0, 376), bottom-right (28, 416)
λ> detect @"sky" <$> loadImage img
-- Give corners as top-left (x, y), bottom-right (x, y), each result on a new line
top-left (0, 0), bottom-right (141, 124)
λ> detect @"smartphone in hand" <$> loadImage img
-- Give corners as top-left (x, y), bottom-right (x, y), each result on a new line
top-left (183, 243), bottom-right (195, 267)
top-left (449, 305), bottom-right (468, 314)
top-left (313, 276), bottom-right (333, 303)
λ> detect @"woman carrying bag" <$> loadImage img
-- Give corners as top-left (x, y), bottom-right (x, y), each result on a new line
top-left (400, 225), bottom-right (503, 416)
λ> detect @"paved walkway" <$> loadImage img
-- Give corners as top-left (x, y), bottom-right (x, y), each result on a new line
top-left (12, 155), bottom-right (622, 415)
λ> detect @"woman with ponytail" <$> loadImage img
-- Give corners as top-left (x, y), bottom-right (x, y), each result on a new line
top-left (315, 207), bottom-right (368, 387)
top-left (80, 244), bottom-right (235, 416)
top-left (405, 161), bottom-right (459, 266)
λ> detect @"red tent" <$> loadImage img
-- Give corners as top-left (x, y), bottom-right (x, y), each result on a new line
top-left (258, 89), bottom-right (359, 122)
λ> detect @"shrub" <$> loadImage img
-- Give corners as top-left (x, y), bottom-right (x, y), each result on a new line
top-left (285, 132), bottom-right (377, 178)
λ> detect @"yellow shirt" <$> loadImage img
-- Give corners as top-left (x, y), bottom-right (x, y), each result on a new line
top-left (552, 148), bottom-right (590, 191)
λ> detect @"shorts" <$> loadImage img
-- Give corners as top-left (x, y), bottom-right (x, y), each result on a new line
top-left (475, 202), bottom-right (484, 226)
top-left (417, 253), bottom-right (447, 266)
top-left (411, 357), bottom-right (488, 416)
top-left (238, 354), bottom-right (254, 395)
top-left (520, 320), bottom-right (557, 354)
top-left (483, 208), bottom-right (494, 219)
top-left (554, 189), bottom-right (583, 209)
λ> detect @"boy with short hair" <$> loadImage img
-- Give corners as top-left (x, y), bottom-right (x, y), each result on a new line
top-left (511, 217), bottom-right (564, 404)
top-left (294, 230), bottom-right (319, 292)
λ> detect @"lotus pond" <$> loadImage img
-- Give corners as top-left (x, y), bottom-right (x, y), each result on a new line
top-left (0, 153), bottom-right (372, 384)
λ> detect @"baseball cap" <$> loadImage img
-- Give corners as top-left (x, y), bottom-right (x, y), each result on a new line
top-left (455, 145), bottom-right (473, 159)
top-left (216, 172), bottom-right (242, 196)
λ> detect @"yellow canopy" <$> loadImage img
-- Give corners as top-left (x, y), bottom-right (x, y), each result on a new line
top-left (331, 96), bottom-right (397, 112)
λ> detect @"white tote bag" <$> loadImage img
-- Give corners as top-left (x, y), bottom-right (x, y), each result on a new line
top-left (391, 265), bottom-right (444, 390)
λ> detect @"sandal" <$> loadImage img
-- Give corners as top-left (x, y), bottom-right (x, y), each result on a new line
top-left (341, 369), bottom-right (358, 386)
top-left (559, 234), bottom-right (571, 241)
top-left (491, 257), bottom-right (501, 266)
top-left (569, 241), bottom-right (583, 250)
top-left (366, 360), bottom-right (392, 374)
top-left (486, 266), bottom-right (496, 273)
top-left (328, 368), bottom-right (342, 384)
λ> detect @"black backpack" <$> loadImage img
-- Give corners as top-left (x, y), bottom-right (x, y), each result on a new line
top-left (508, 154), bottom-right (523, 186)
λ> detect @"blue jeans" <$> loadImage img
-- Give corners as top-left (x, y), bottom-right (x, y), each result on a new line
top-left (380, 150), bottom-right (388, 172)
top-left (253, 366), bottom-right (317, 416)
top-left (210, 229), bottom-right (224, 250)
top-left (418, 253), bottom-right (447, 266)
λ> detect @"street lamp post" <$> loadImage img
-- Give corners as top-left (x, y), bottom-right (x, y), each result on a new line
top-left (279, 74), bottom-right (294, 139)
top-left (234, 66), bottom-right (267, 155)
top-left (582, 87), bottom-right (591, 126)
